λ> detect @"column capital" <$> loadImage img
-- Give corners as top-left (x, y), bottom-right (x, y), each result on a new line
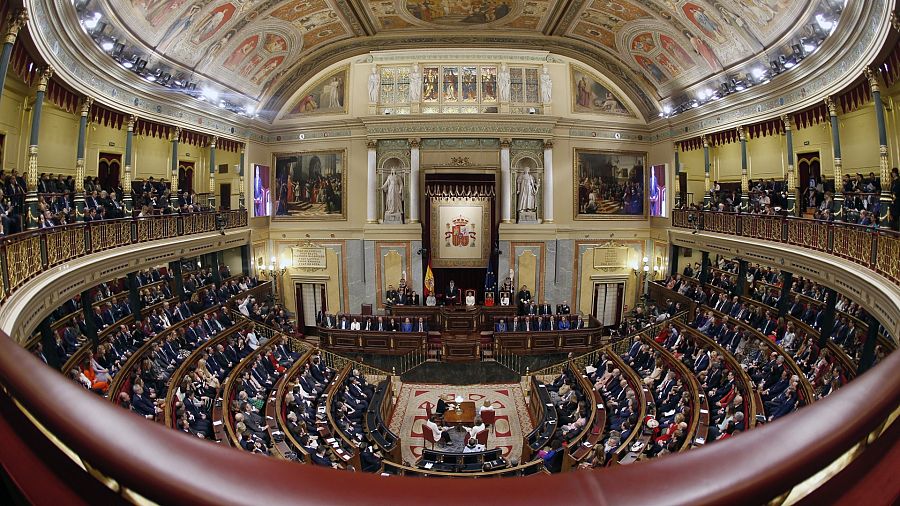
top-left (781, 114), bottom-right (791, 131)
top-left (240, 144), bottom-right (245, 155)
top-left (366, 140), bottom-right (377, 150)
top-left (500, 138), bottom-right (511, 149)
top-left (543, 140), bottom-right (554, 150)
top-left (127, 115), bottom-right (137, 131)
top-left (209, 135), bottom-right (218, 149)
top-left (824, 96), bottom-right (837, 116)
top-left (737, 126), bottom-right (746, 142)
top-left (701, 135), bottom-right (709, 148)
top-left (4, 10), bottom-right (27, 45)
top-left (80, 97), bottom-right (94, 116)
top-left (36, 67), bottom-right (53, 92)
top-left (171, 127), bottom-right (182, 141)
top-left (891, 12), bottom-right (899, 31)
top-left (408, 138), bottom-right (420, 149)
top-left (864, 66), bottom-right (880, 94)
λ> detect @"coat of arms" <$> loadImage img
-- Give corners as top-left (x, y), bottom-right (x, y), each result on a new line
top-left (445, 216), bottom-right (477, 247)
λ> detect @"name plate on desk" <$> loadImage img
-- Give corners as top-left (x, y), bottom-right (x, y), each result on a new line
top-left (292, 243), bottom-right (327, 270)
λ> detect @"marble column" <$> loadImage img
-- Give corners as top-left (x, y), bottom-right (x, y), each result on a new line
top-left (366, 141), bottom-right (377, 223)
top-left (783, 114), bottom-right (796, 214)
top-left (26, 67), bottom-right (53, 224)
top-left (74, 97), bottom-right (92, 213)
top-left (409, 139), bottom-right (420, 223)
top-left (123, 115), bottom-right (135, 208)
top-left (702, 136), bottom-right (711, 205)
top-left (738, 126), bottom-right (748, 201)
top-left (542, 140), bottom-right (554, 223)
top-left (500, 139), bottom-right (511, 223)
top-left (208, 136), bottom-right (217, 208)
top-left (825, 96), bottom-right (843, 207)
top-left (170, 127), bottom-right (181, 201)
top-left (865, 67), bottom-right (891, 217)
top-left (238, 145), bottom-right (245, 209)
top-left (0, 11), bottom-right (27, 110)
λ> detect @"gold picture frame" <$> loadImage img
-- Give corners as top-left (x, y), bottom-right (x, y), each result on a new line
top-left (271, 149), bottom-right (347, 221)
top-left (573, 148), bottom-right (648, 220)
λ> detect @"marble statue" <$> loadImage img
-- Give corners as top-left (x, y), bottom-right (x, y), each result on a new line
top-left (381, 168), bottom-right (404, 220)
top-left (498, 63), bottom-right (511, 102)
top-left (516, 167), bottom-right (539, 215)
top-left (409, 64), bottom-right (422, 102)
top-left (540, 67), bottom-right (552, 104)
top-left (368, 67), bottom-right (380, 103)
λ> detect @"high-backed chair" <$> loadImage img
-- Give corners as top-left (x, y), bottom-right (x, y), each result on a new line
top-left (422, 424), bottom-right (437, 449)
top-left (480, 409), bottom-right (496, 433)
top-left (475, 428), bottom-right (489, 446)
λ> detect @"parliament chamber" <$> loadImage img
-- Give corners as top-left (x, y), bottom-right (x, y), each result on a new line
top-left (0, 0), bottom-right (899, 504)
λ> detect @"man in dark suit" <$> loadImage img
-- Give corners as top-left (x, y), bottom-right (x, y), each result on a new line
top-left (446, 280), bottom-right (460, 305)
top-left (556, 301), bottom-right (570, 315)
top-left (415, 317), bottom-right (428, 333)
top-left (516, 285), bottom-right (531, 313)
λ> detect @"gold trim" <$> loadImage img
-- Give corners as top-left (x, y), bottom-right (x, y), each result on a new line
top-left (572, 147), bottom-right (648, 220)
top-left (271, 148), bottom-right (348, 221)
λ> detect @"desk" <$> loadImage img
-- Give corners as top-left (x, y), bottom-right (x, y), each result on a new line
top-left (441, 401), bottom-right (476, 426)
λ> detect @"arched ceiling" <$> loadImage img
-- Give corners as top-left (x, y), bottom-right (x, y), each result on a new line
top-left (72, 0), bottom-right (829, 120)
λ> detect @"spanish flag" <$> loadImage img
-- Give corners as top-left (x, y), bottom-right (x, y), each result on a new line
top-left (424, 259), bottom-right (435, 296)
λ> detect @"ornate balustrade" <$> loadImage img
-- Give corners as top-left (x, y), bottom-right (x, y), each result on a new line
top-left (0, 210), bottom-right (246, 303)
top-left (673, 210), bottom-right (900, 287)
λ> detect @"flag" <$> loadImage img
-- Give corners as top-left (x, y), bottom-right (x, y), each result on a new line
top-left (424, 259), bottom-right (435, 296)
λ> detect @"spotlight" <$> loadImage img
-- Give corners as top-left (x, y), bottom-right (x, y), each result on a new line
top-left (100, 39), bottom-right (114, 51)
top-left (750, 67), bottom-right (766, 80)
top-left (202, 87), bottom-right (219, 101)
top-left (83, 12), bottom-right (102, 30)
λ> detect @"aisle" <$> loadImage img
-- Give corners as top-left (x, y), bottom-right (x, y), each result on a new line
top-left (387, 382), bottom-right (533, 465)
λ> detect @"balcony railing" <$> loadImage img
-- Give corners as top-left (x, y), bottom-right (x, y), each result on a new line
top-left (0, 209), bottom-right (247, 303)
top-left (672, 209), bottom-right (900, 287)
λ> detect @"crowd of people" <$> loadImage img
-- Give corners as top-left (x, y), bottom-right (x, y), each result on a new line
top-left (320, 313), bottom-right (429, 333)
top-left (694, 168), bottom-right (900, 230)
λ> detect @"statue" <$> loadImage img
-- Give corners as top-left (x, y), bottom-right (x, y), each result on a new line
top-left (540, 67), bottom-right (552, 104)
top-left (409, 64), bottom-right (422, 102)
top-left (381, 168), bottom-right (404, 221)
top-left (516, 167), bottom-right (539, 214)
top-left (498, 63), bottom-right (511, 102)
top-left (367, 67), bottom-right (380, 103)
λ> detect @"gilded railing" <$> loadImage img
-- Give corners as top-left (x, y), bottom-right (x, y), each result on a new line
top-left (223, 209), bottom-right (247, 229)
top-left (89, 220), bottom-right (132, 253)
top-left (704, 212), bottom-right (737, 234)
top-left (4, 234), bottom-right (42, 294)
top-left (136, 215), bottom-right (178, 242)
top-left (739, 214), bottom-right (783, 242)
top-left (45, 225), bottom-right (87, 267)
top-left (182, 212), bottom-right (216, 235)
top-left (787, 218), bottom-right (830, 252)
top-left (875, 232), bottom-right (900, 287)
top-left (832, 224), bottom-right (874, 269)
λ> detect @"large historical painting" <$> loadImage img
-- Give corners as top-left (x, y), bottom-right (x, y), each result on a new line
top-left (574, 149), bottom-right (646, 219)
top-left (285, 68), bottom-right (348, 117)
top-left (571, 68), bottom-right (631, 115)
top-left (430, 198), bottom-right (491, 268)
top-left (273, 151), bottom-right (345, 220)
top-left (405, 0), bottom-right (514, 25)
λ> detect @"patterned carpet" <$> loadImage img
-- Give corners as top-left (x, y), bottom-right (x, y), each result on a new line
top-left (388, 383), bottom-right (533, 465)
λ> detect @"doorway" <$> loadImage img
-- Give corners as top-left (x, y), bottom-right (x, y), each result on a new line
top-left (797, 151), bottom-right (821, 213)
top-left (220, 183), bottom-right (231, 210)
top-left (98, 153), bottom-right (122, 191)
top-left (592, 281), bottom-right (625, 328)
top-left (295, 282), bottom-right (327, 334)
top-left (178, 161), bottom-right (195, 194)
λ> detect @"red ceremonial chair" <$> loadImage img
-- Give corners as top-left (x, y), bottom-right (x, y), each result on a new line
top-left (475, 429), bottom-right (489, 446)
top-left (422, 424), bottom-right (437, 449)
top-left (480, 409), bottom-right (496, 433)
top-left (425, 403), bottom-right (434, 421)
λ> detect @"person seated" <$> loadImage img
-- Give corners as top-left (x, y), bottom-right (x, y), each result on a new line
top-left (400, 317), bottom-right (413, 332)
top-left (477, 400), bottom-right (493, 416)
top-left (558, 316), bottom-right (570, 330)
top-left (414, 317), bottom-right (428, 333)
top-left (465, 290), bottom-right (476, 307)
top-left (499, 291), bottom-right (511, 306)
top-left (435, 395), bottom-right (450, 418)
top-left (495, 319), bottom-right (507, 332)
top-left (557, 301), bottom-right (571, 314)
top-left (467, 416), bottom-right (487, 439)
top-left (349, 318), bottom-right (361, 330)
top-left (484, 291), bottom-right (495, 307)
top-left (311, 445), bottom-right (339, 468)
top-left (463, 438), bottom-right (486, 453)
top-left (426, 292), bottom-right (437, 306)
top-left (424, 417), bottom-right (452, 445)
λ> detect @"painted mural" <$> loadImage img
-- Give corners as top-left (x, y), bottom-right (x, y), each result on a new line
top-left (367, 0), bottom-right (552, 30)
top-left (285, 68), bottom-right (348, 116)
top-left (574, 150), bottom-right (646, 219)
top-left (273, 151), bottom-right (346, 220)
top-left (571, 68), bottom-right (631, 116)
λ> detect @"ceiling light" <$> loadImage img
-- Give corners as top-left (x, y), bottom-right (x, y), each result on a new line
top-left (663, 105), bottom-right (671, 115)
top-left (145, 75), bottom-right (156, 82)
top-left (691, 101), bottom-right (699, 108)
top-left (751, 67), bottom-right (766, 80)
top-left (202, 87), bottom-right (219, 101)
top-left (245, 105), bottom-right (255, 115)
top-left (815, 14), bottom-right (833, 32)
top-left (100, 40), bottom-right (114, 51)
top-left (84, 12), bottom-right (101, 30)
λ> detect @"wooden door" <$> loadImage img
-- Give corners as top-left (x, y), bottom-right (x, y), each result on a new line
top-left (219, 183), bottom-right (231, 210)
top-left (98, 153), bottom-right (122, 191)
top-left (178, 161), bottom-right (195, 194)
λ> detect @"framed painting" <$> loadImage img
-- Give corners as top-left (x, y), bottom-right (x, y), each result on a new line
top-left (574, 149), bottom-right (647, 219)
top-left (285, 68), bottom-right (348, 117)
top-left (272, 150), bottom-right (346, 221)
top-left (571, 67), bottom-right (632, 116)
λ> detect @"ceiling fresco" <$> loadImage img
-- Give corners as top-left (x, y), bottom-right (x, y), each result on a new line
top-left (76, 0), bottom-right (820, 118)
